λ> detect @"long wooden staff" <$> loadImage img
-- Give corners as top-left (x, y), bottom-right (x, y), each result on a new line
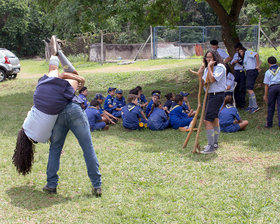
top-left (182, 68), bottom-right (203, 149)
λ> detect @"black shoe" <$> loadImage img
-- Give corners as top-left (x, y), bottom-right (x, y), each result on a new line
top-left (43, 185), bottom-right (57, 194)
top-left (92, 187), bottom-right (102, 197)
top-left (200, 145), bottom-right (216, 154)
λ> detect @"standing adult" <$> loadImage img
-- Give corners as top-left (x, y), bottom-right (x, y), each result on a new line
top-left (43, 36), bottom-right (102, 197)
top-left (200, 50), bottom-right (227, 154)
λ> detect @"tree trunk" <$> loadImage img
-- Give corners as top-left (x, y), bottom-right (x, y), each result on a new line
top-left (205, 0), bottom-right (244, 57)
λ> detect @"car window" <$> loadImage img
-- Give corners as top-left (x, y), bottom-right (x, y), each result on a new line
top-left (0, 50), bottom-right (16, 58)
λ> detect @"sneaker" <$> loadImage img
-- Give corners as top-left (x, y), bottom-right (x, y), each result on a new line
top-left (250, 107), bottom-right (260, 114)
top-left (50, 35), bottom-right (59, 56)
top-left (244, 107), bottom-right (252, 112)
top-left (203, 143), bottom-right (218, 150)
top-left (200, 145), bottom-right (216, 154)
top-left (43, 185), bottom-right (57, 194)
top-left (92, 187), bottom-right (102, 197)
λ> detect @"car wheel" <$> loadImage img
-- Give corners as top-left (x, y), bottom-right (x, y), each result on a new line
top-left (0, 69), bottom-right (7, 82)
top-left (7, 75), bottom-right (12, 80)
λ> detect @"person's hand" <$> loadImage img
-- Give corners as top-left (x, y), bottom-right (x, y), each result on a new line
top-left (256, 66), bottom-right (261, 72)
top-left (263, 95), bottom-right (268, 104)
top-left (208, 60), bottom-right (216, 67)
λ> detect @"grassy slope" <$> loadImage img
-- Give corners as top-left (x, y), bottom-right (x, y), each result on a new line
top-left (0, 58), bottom-right (279, 223)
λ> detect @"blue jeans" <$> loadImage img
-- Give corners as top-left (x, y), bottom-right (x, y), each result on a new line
top-left (46, 103), bottom-right (101, 188)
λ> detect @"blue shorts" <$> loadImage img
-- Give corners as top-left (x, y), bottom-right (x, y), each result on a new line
top-left (221, 123), bottom-right (240, 133)
top-left (246, 69), bottom-right (258, 90)
top-left (205, 92), bottom-right (225, 122)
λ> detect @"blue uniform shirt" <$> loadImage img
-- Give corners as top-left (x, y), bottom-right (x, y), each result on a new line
top-left (104, 95), bottom-right (114, 113)
top-left (121, 103), bottom-right (143, 130)
top-left (219, 104), bottom-right (241, 127)
top-left (78, 93), bottom-right (89, 109)
top-left (226, 72), bottom-right (235, 92)
top-left (243, 50), bottom-right (257, 70)
top-left (113, 96), bottom-right (126, 109)
top-left (34, 75), bottom-right (75, 115)
top-left (146, 99), bottom-right (154, 116)
top-left (231, 52), bottom-right (244, 70)
top-left (263, 65), bottom-right (280, 86)
top-left (147, 107), bottom-right (169, 130)
top-left (164, 100), bottom-right (173, 110)
top-left (140, 94), bottom-right (147, 103)
top-left (203, 63), bottom-right (227, 93)
top-left (169, 104), bottom-right (193, 129)
top-left (182, 101), bottom-right (190, 111)
top-left (85, 106), bottom-right (103, 130)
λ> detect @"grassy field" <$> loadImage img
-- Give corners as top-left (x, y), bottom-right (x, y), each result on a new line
top-left (0, 58), bottom-right (279, 223)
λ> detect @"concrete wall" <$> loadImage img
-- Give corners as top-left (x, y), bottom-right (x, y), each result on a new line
top-left (90, 43), bottom-right (152, 61)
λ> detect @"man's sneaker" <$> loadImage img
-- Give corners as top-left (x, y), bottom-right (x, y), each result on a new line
top-left (43, 185), bottom-right (57, 194)
top-left (245, 107), bottom-right (252, 112)
top-left (92, 187), bottom-right (102, 197)
top-left (250, 107), bottom-right (260, 114)
top-left (50, 35), bottom-right (59, 56)
top-left (200, 145), bottom-right (216, 154)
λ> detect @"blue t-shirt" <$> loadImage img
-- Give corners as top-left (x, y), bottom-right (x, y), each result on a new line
top-left (33, 75), bottom-right (75, 115)
top-left (85, 106), bottom-right (103, 130)
top-left (78, 93), bottom-right (89, 109)
top-left (140, 94), bottom-right (147, 103)
top-left (121, 103), bottom-right (143, 130)
top-left (219, 104), bottom-right (240, 128)
top-left (147, 107), bottom-right (169, 130)
top-left (104, 95), bottom-right (114, 113)
top-left (113, 96), bottom-right (126, 109)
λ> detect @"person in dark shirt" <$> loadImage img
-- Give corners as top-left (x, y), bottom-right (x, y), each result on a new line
top-left (78, 86), bottom-right (89, 109)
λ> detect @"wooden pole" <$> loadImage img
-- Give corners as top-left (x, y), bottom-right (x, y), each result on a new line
top-left (192, 84), bottom-right (209, 153)
top-left (257, 16), bottom-right (261, 52)
top-left (183, 68), bottom-right (203, 148)
top-left (134, 34), bottom-right (151, 61)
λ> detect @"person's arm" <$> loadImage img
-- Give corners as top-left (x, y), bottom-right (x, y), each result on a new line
top-left (263, 84), bottom-right (269, 104)
top-left (60, 72), bottom-right (85, 90)
top-left (141, 111), bottom-right (148, 121)
top-left (206, 61), bottom-right (216, 84)
top-left (255, 54), bottom-right (261, 72)
top-left (224, 56), bottom-right (232, 64)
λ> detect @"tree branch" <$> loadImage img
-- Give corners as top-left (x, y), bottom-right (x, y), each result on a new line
top-left (205, 0), bottom-right (230, 22)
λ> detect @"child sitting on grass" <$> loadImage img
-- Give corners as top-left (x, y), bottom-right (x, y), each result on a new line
top-left (163, 92), bottom-right (175, 113)
top-left (121, 94), bottom-right (147, 130)
top-left (147, 102), bottom-right (170, 131)
top-left (112, 89), bottom-right (126, 118)
top-left (180, 91), bottom-right (196, 117)
top-left (219, 95), bottom-right (248, 132)
top-left (169, 95), bottom-right (193, 130)
top-left (104, 87), bottom-right (116, 114)
top-left (85, 99), bottom-right (109, 131)
top-left (135, 86), bottom-right (148, 109)
top-left (146, 91), bottom-right (161, 117)
top-left (94, 93), bottom-right (118, 125)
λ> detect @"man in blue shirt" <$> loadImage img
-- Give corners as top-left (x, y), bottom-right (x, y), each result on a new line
top-left (78, 86), bottom-right (89, 109)
top-left (104, 87), bottom-right (116, 113)
top-left (112, 89), bottom-right (126, 118)
top-left (263, 56), bottom-right (280, 128)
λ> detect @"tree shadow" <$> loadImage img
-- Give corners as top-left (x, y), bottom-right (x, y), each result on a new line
top-left (6, 185), bottom-right (71, 211)
top-left (266, 165), bottom-right (280, 180)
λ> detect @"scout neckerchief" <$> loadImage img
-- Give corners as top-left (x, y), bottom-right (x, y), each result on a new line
top-left (127, 103), bottom-right (136, 111)
top-left (269, 64), bottom-right (280, 76)
top-left (88, 106), bottom-right (97, 109)
top-left (170, 104), bottom-right (179, 112)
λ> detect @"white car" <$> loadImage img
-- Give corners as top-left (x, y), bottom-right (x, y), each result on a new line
top-left (0, 48), bottom-right (21, 82)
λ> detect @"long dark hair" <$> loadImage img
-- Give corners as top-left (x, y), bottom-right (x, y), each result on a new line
top-left (203, 50), bottom-right (223, 67)
top-left (147, 101), bottom-right (161, 118)
top-left (12, 128), bottom-right (35, 175)
top-left (220, 95), bottom-right (234, 112)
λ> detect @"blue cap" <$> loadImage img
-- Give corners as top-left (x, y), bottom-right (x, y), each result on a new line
top-left (152, 92), bottom-right (160, 99)
top-left (116, 89), bottom-right (123, 94)
top-left (95, 93), bottom-right (105, 100)
top-left (180, 91), bottom-right (189, 97)
top-left (107, 87), bottom-right (116, 93)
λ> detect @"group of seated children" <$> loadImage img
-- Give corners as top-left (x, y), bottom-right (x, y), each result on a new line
top-left (81, 85), bottom-right (248, 133)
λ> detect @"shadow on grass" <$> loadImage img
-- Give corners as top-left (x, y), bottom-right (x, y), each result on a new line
top-left (266, 165), bottom-right (280, 179)
top-left (6, 185), bottom-right (70, 211)
top-left (186, 151), bottom-right (218, 162)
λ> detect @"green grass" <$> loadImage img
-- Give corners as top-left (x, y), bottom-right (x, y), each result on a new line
top-left (0, 58), bottom-right (280, 223)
